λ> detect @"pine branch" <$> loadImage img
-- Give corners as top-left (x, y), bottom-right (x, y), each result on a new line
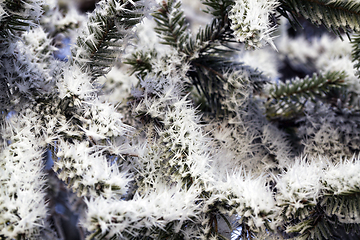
top-left (228, 0), bottom-right (280, 49)
top-left (0, 27), bottom-right (56, 119)
top-left (189, 57), bottom-right (265, 116)
top-left (189, 14), bottom-right (234, 56)
top-left (0, 111), bottom-right (48, 239)
top-left (276, 157), bottom-right (360, 239)
top-left (285, 204), bottom-right (331, 240)
top-left (286, 187), bottom-right (360, 239)
top-left (266, 71), bottom-right (347, 119)
top-left (269, 72), bottom-right (347, 100)
top-left (152, 0), bottom-right (190, 50)
top-left (151, 0), bottom-right (267, 116)
top-left (152, 0), bottom-right (234, 57)
top-left (72, 0), bottom-right (145, 79)
top-left (322, 194), bottom-right (360, 224)
top-left (279, 0), bottom-right (360, 35)
top-left (321, 160), bottom-right (360, 226)
top-left (202, 0), bottom-right (235, 20)
top-left (124, 50), bottom-right (157, 79)
top-left (0, 0), bottom-right (45, 115)
top-left (0, 0), bottom-right (43, 38)
top-left (187, 0), bottom-right (237, 56)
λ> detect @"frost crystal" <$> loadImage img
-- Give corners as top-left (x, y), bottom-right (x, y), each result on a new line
top-left (3, 0), bottom-right (360, 239)
top-left (0, 111), bottom-right (47, 238)
top-left (229, 0), bottom-right (279, 49)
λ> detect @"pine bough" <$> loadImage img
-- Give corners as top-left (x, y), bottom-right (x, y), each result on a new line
top-left (2, 0), bottom-right (360, 239)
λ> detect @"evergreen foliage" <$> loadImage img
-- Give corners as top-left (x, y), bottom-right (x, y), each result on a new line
top-left (278, 0), bottom-right (360, 35)
top-left (0, 0), bottom-right (43, 37)
top-left (266, 71), bottom-right (347, 119)
top-left (2, 0), bottom-right (360, 239)
top-left (72, 0), bottom-right (145, 79)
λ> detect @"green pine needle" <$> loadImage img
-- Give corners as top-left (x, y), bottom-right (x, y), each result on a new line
top-left (202, 0), bottom-right (235, 20)
top-left (266, 71), bottom-right (347, 119)
top-left (152, 0), bottom-right (190, 50)
top-left (0, 0), bottom-right (41, 37)
top-left (280, 0), bottom-right (360, 36)
top-left (72, 0), bottom-right (144, 79)
top-left (124, 50), bottom-right (157, 79)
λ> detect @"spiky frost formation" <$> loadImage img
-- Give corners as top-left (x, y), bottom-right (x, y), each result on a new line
top-left (276, 158), bottom-right (324, 218)
top-left (129, 72), bottom-right (282, 238)
top-left (323, 159), bottom-right (360, 196)
top-left (82, 184), bottom-right (200, 240)
top-left (209, 69), bottom-right (292, 174)
top-left (54, 140), bottom-right (133, 198)
top-left (275, 156), bottom-right (360, 234)
top-left (57, 64), bottom-right (96, 100)
top-left (0, 0), bottom-right (44, 36)
top-left (0, 27), bottom-right (56, 118)
top-left (97, 66), bottom-right (139, 103)
top-left (229, 0), bottom-right (279, 49)
top-left (130, 73), bottom-right (213, 195)
top-left (298, 102), bottom-right (360, 161)
top-left (0, 110), bottom-right (47, 238)
top-left (72, 0), bottom-right (146, 78)
top-left (321, 158), bottom-right (360, 224)
top-left (56, 64), bottom-right (131, 139)
top-left (127, 74), bottom-right (220, 238)
top-left (54, 64), bottom-right (133, 198)
top-left (13, 27), bottom-right (57, 89)
top-left (209, 173), bottom-right (276, 233)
